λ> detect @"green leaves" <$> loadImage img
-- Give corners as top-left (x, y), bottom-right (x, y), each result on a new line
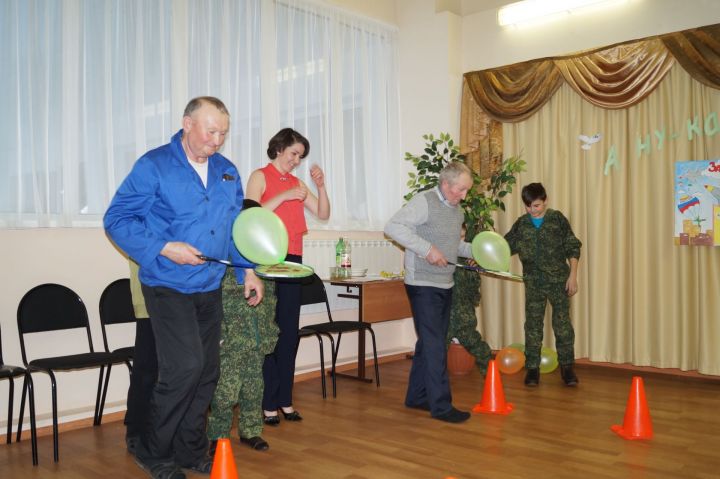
top-left (404, 133), bottom-right (525, 240)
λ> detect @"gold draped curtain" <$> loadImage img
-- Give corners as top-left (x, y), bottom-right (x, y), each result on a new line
top-left (460, 24), bottom-right (720, 375)
top-left (460, 24), bottom-right (720, 163)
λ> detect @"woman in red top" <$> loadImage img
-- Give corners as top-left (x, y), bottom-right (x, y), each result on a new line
top-left (246, 128), bottom-right (330, 424)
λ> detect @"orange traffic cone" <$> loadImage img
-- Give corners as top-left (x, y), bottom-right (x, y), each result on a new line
top-left (611, 376), bottom-right (653, 440)
top-left (472, 359), bottom-right (513, 415)
top-left (210, 438), bottom-right (239, 479)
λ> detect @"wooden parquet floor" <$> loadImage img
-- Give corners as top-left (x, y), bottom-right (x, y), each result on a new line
top-left (1, 359), bottom-right (719, 478)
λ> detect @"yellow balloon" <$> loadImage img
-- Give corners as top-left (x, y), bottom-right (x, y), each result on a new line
top-left (539, 347), bottom-right (558, 374)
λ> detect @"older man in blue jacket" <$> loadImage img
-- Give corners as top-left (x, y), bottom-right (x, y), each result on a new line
top-left (105, 96), bottom-right (262, 479)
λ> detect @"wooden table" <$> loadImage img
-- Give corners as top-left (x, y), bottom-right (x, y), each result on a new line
top-left (327, 277), bottom-right (412, 381)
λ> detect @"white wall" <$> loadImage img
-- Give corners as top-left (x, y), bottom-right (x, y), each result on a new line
top-left (461, 0), bottom-right (720, 71)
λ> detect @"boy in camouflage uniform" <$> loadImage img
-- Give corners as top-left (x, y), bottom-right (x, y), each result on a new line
top-left (504, 183), bottom-right (581, 387)
top-left (207, 269), bottom-right (279, 452)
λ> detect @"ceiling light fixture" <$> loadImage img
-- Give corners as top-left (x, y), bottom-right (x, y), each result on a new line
top-left (497, 0), bottom-right (628, 27)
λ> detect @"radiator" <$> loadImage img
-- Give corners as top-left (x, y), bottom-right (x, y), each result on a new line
top-left (302, 239), bottom-right (403, 277)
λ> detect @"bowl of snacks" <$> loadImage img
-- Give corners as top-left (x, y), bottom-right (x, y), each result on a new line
top-left (350, 268), bottom-right (368, 278)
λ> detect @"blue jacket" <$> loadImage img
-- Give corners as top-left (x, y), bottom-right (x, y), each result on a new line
top-left (104, 130), bottom-right (247, 293)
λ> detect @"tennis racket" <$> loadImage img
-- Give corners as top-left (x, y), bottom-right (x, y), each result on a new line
top-left (198, 255), bottom-right (315, 279)
top-left (452, 263), bottom-right (524, 283)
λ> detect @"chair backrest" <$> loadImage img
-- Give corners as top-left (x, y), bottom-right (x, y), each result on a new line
top-left (16, 283), bottom-right (95, 365)
top-left (99, 278), bottom-right (136, 353)
top-left (300, 274), bottom-right (333, 321)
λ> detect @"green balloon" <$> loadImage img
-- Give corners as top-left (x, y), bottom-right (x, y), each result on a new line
top-left (471, 231), bottom-right (511, 272)
top-left (539, 347), bottom-right (558, 374)
top-left (508, 342), bottom-right (525, 353)
top-left (232, 208), bottom-right (288, 265)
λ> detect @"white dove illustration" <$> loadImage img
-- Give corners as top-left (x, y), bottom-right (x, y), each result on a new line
top-left (579, 133), bottom-right (602, 150)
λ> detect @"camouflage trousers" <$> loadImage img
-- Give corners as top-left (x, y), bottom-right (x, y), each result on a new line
top-left (207, 349), bottom-right (265, 440)
top-left (524, 280), bottom-right (575, 369)
top-left (446, 290), bottom-right (491, 376)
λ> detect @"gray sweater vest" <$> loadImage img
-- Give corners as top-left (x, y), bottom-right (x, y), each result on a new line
top-left (414, 191), bottom-right (464, 284)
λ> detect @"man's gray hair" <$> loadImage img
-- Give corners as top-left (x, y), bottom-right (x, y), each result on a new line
top-left (183, 96), bottom-right (230, 118)
top-left (439, 161), bottom-right (472, 185)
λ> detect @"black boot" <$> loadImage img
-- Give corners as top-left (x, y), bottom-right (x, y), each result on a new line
top-left (560, 364), bottom-right (579, 386)
top-left (524, 368), bottom-right (539, 387)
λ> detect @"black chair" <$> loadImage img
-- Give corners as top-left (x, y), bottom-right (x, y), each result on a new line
top-left (298, 274), bottom-right (380, 397)
top-left (1, 325), bottom-right (37, 465)
top-left (99, 278), bottom-right (136, 373)
top-left (16, 283), bottom-right (122, 462)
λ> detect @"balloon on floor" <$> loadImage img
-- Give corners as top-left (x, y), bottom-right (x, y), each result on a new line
top-left (496, 346), bottom-right (525, 374)
top-left (539, 347), bottom-right (559, 374)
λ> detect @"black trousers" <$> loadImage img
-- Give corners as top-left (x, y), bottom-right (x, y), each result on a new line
top-left (262, 253), bottom-right (302, 411)
top-left (125, 318), bottom-right (158, 438)
top-left (137, 285), bottom-right (222, 467)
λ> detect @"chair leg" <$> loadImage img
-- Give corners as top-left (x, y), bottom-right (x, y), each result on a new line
top-left (49, 371), bottom-right (59, 462)
top-left (25, 374), bottom-right (38, 466)
top-left (327, 334), bottom-right (338, 398)
top-left (368, 328), bottom-right (380, 387)
top-left (16, 374), bottom-right (26, 443)
top-left (6, 377), bottom-right (14, 444)
top-left (95, 365), bottom-right (112, 426)
top-left (314, 334), bottom-right (327, 398)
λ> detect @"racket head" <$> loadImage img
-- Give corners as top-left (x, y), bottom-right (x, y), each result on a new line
top-left (479, 269), bottom-right (524, 283)
top-left (254, 261), bottom-right (315, 279)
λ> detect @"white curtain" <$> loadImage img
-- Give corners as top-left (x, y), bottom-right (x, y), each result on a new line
top-left (0, 0), bottom-right (401, 231)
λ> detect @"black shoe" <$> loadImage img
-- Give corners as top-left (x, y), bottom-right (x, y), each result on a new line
top-left (134, 457), bottom-right (186, 479)
top-left (405, 402), bottom-right (430, 411)
top-left (524, 368), bottom-right (540, 387)
top-left (263, 414), bottom-right (280, 426)
top-left (280, 409), bottom-right (303, 421)
top-left (433, 407), bottom-right (470, 423)
top-left (560, 365), bottom-right (579, 387)
top-left (126, 435), bottom-right (139, 456)
top-left (240, 436), bottom-right (270, 451)
top-left (178, 457), bottom-right (213, 475)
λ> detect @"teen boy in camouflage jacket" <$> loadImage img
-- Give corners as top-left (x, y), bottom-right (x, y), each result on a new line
top-left (505, 183), bottom-right (581, 388)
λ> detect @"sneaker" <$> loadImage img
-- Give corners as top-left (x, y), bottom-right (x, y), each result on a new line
top-left (560, 365), bottom-right (579, 387)
top-left (134, 457), bottom-right (186, 479)
top-left (524, 368), bottom-right (540, 387)
top-left (433, 407), bottom-right (470, 423)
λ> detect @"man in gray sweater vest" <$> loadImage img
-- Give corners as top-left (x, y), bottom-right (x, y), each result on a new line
top-left (384, 162), bottom-right (474, 423)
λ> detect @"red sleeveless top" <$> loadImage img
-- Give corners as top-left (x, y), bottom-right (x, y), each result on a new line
top-left (260, 163), bottom-right (307, 255)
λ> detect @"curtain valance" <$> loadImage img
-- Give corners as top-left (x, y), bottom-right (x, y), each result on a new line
top-left (464, 23), bottom-right (720, 123)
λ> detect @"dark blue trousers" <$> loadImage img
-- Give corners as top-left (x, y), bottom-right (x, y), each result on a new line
top-left (137, 285), bottom-right (222, 467)
top-left (404, 284), bottom-right (454, 417)
top-left (262, 253), bottom-right (302, 411)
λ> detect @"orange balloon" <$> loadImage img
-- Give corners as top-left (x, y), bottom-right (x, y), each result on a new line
top-left (496, 346), bottom-right (525, 374)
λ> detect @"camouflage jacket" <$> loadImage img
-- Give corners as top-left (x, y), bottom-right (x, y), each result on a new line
top-left (221, 269), bottom-right (279, 354)
top-left (504, 209), bottom-right (582, 283)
